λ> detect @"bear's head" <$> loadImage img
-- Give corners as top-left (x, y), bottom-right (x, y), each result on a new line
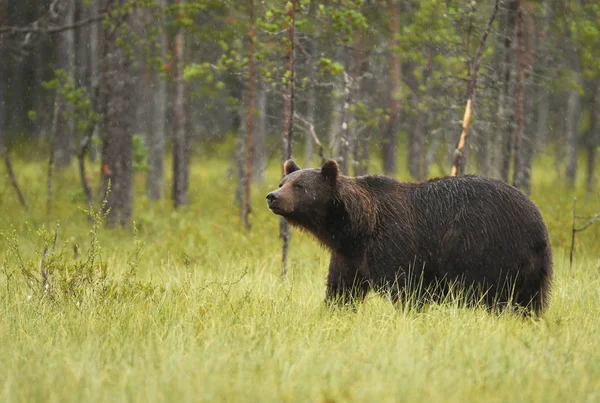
top-left (266, 159), bottom-right (339, 220)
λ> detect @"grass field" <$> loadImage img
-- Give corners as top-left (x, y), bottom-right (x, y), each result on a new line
top-left (1, 152), bottom-right (600, 402)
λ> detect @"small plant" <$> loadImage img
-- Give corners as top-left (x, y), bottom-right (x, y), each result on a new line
top-left (0, 186), bottom-right (162, 306)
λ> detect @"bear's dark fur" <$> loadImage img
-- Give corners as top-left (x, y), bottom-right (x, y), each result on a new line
top-left (266, 159), bottom-right (553, 314)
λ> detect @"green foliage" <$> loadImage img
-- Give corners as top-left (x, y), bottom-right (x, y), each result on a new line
top-left (569, 3), bottom-right (600, 78)
top-left (318, 58), bottom-right (345, 77)
top-left (43, 69), bottom-right (99, 134)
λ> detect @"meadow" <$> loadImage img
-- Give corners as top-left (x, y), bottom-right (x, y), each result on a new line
top-left (1, 149), bottom-right (599, 403)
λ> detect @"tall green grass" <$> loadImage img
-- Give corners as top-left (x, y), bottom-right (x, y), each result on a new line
top-left (1, 152), bottom-right (599, 402)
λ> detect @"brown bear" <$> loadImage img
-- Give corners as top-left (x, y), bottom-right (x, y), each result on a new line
top-left (266, 159), bottom-right (553, 314)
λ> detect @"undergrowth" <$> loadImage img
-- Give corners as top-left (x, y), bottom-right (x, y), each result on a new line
top-left (1, 189), bottom-right (162, 307)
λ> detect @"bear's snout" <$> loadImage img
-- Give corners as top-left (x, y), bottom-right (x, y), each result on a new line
top-left (266, 191), bottom-right (292, 215)
top-left (266, 192), bottom-right (279, 203)
top-left (266, 192), bottom-right (281, 211)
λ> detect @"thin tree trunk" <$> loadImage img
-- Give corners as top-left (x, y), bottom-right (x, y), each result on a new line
top-left (500, 0), bottom-right (518, 183)
top-left (253, 81), bottom-right (266, 182)
top-left (173, 0), bottom-right (189, 208)
top-left (235, 103), bottom-right (246, 211)
top-left (354, 130), bottom-right (370, 176)
top-left (133, 8), bottom-right (148, 137)
top-left (55, 0), bottom-right (75, 168)
top-left (408, 58), bottom-right (433, 180)
top-left (47, 94), bottom-right (61, 226)
top-left (281, 0), bottom-right (296, 277)
top-left (305, 35), bottom-right (318, 167)
top-left (352, 39), bottom-right (370, 177)
top-left (534, 0), bottom-right (550, 153)
top-left (517, 4), bottom-right (535, 195)
top-left (0, 139), bottom-right (27, 209)
top-left (147, 0), bottom-right (168, 201)
top-left (89, 0), bottom-right (101, 162)
top-left (76, 1), bottom-right (88, 88)
top-left (451, 0), bottom-right (500, 176)
top-left (409, 113), bottom-right (425, 179)
top-left (242, 0), bottom-right (256, 229)
top-left (1, 23), bottom-right (29, 209)
top-left (535, 89), bottom-right (550, 153)
top-left (0, 118), bottom-right (28, 209)
top-left (408, 55), bottom-right (432, 180)
top-left (382, 0), bottom-right (401, 175)
top-left (328, 88), bottom-right (343, 157)
top-left (490, 58), bottom-right (506, 180)
top-left (512, 0), bottom-right (525, 189)
top-left (33, 33), bottom-right (48, 137)
top-left (566, 72), bottom-right (581, 187)
top-left (338, 72), bottom-right (352, 175)
top-left (78, 139), bottom-right (93, 212)
top-left (586, 80), bottom-right (598, 193)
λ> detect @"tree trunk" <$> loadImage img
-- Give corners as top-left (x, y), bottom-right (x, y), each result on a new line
top-left (55, 0), bottom-right (75, 169)
top-left (76, 1), bottom-right (89, 88)
top-left (281, 0), bottom-right (296, 277)
top-left (47, 93), bottom-right (61, 226)
top-left (89, 0), bottom-right (101, 162)
top-left (535, 87), bottom-right (550, 153)
top-left (534, 0), bottom-right (550, 153)
top-left (133, 9), bottom-right (148, 137)
top-left (382, 0), bottom-right (401, 175)
top-left (517, 4), bottom-right (535, 195)
top-left (408, 56), bottom-right (432, 180)
top-left (253, 81), bottom-right (266, 182)
top-left (147, 0), bottom-right (168, 201)
top-left (328, 88), bottom-right (343, 157)
top-left (0, 71), bottom-right (27, 208)
top-left (500, 0), bottom-right (518, 183)
top-left (100, 6), bottom-right (134, 227)
top-left (352, 38), bottom-right (370, 177)
top-left (304, 35), bottom-right (318, 167)
top-left (586, 80), bottom-right (598, 193)
top-left (408, 112), bottom-right (426, 180)
top-left (0, 4), bottom-right (27, 209)
top-left (242, 0), bottom-right (256, 229)
top-left (338, 72), bottom-right (352, 175)
top-left (566, 72), bottom-right (581, 188)
top-left (173, 0), bottom-right (189, 208)
top-left (33, 33), bottom-right (48, 137)
top-left (512, 0), bottom-right (525, 189)
top-left (354, 130), bottom-right (370, 176)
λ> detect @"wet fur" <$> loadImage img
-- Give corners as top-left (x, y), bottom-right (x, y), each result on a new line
top-left (269, 160), bottom-right (553, 314)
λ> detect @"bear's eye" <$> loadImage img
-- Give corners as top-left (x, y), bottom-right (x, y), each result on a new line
top-left (293, 183), bottom-right (304, 191)
top-left (278, 183), bottom-right (283, 188)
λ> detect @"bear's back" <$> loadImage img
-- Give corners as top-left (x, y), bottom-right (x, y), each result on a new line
top-left (359, 174), bottom-right (550, 279)
top-left (410, 175), bottom-right (545, 231)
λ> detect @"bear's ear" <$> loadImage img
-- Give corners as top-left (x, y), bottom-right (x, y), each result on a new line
top-left (283, 159), bottom-right (301, 176)
top-left (321, 159), bottom-right (339, 182)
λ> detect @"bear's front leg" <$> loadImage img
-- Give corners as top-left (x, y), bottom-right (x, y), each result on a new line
top-left (325, 254), bottom-right (369, 305)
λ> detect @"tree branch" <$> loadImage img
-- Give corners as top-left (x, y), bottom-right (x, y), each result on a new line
top-left (0, 13), bottom-right (108, 35)
top-left (294, 112), bottom-right (326, 164)
top-left (569, 197), bottom-right (600, 273)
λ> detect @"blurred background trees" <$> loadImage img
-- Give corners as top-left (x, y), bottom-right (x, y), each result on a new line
top-left (0, 0), bottom-right (599, 228)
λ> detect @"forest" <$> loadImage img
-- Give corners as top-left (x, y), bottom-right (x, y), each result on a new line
top-left (1, 1), bottom-right (600, 402)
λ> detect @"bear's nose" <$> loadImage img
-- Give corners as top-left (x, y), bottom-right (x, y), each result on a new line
top-left (266, 192), bottom-right (278, 202)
